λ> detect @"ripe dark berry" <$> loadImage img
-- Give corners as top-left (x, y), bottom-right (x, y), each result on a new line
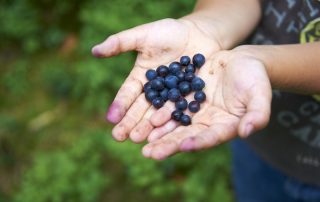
top-left (144, 54), bottom-right (206, 123)
top-left (194, 91), bottom-right (206, 103)
top-left (171, 110), bottom-right (183, 121)
top-left (151, 78), bottom-right (165, 91)
top-left (180, 114), bottom-right (191, 126)
top-left (175, 71), bottom-right (186, 82)
top-left (185, 64), bottom-right (195, 73)
top-left (146, 69), bottom-right (157, 81)
top-left (188, 101), bottom-right (200, 113)
top-left (191, 77), bottom-right (205, 91)
top-left (143, 81), bottom-right (152, 92)
top-left (156, 65), bottom-right (169, 77)
top-left (164, 75), bottom-right (179, 89)
top-left (152, 97), bottom-right (165, 109)
top-left (168, 88), bottom-right (181, 102)
top-left (192, 53), bottom-right (205, 68)
top-left (179, 81), bottom-right (192, 96)
top-left (169, 62), bottom-right (181, 74)
top-left (180, 56), bottom-right (191, 66)
top-left (185, 72), bottom-right (195, 82)
top-left (160, 88), bottom-right (169, 101)
top-left (175, 98), bottom-right (188, 110)
top-left (156, 76), bottom-right (165, 83)
top-left (145, 90), bottom-right (158, 102)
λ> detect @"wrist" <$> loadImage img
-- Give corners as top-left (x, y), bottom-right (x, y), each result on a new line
top-left (233, 45), bottom-right (274, 86)
top-left (179, 13), bottom-right (226, 50)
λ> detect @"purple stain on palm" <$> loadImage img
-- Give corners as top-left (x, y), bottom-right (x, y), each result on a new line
top-left (106, 102), bottom-right (123, 124)
top-left (180, 137), bottom-right (197, 151)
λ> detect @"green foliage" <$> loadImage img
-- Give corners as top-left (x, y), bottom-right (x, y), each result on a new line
top-left (1, 59), bottom-right (30, 98)
top-left (104, 137), bottom-right (233, 202)
top-left (14, 132), bottom-right (108, 202)
top-left (0, 0), bottom-right (234, 201)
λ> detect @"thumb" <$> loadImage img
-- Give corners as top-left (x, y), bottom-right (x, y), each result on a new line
top-left (238, 86), bottom-right (272, 138)
top-left (92, 24), bottom-right (147, 58)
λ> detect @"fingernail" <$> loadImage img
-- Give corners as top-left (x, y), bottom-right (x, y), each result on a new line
top-left (91, 46), bottom-right (103, 57)
top-left (106, 102), bottom-right (122, 124)
top-left (142, 145), bottom-right (152, 157)
top-left (244, 123), bottom-right (254, 138)
top-left (111, 125), bottom-right (127, 142)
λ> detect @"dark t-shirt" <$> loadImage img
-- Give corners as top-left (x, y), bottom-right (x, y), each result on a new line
top-left (245, 0), bottom-right (320, 185)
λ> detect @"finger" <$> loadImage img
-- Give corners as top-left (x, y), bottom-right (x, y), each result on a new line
top-left (150, 102), bottom-right (175, 127)
top-left (111, 94), bottom-right (151, 141)
top-left (148, 140), bottom-right (178, 161)
top-left (129, 107), bottom-right (156, 143)
top-left (147, 120), bottom-right (179, 142)
top-left (142, 125), bottom-right (205, 160)
top-left (106, 67), bottom-right (146, 124)
top-left (92, 24), bottom-right (147, 58)
top-left (238, 86), bottom-right (272, 138)
top-left (180, 122), bottom-right (237, 152)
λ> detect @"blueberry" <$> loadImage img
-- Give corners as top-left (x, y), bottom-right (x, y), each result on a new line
top-left (146, 69), bottom-right (157, 81)
top-left (152, 97), bottom-right (165, 109)
top-left (175, 71), bottom-right (185, 82)
top-left (194, 91), bottom-right (206, 103)
top-left (143, 81), bottom-right (152, 92)
top-left (171, 110), bottom-right (183, 121)
top-left (164, 75), bottom-right (179, 89)
top-left (145, 90), bottom-right (158, 102)
top-left (188, 101), bottom-right (200, 113)
top-left (151, 78), bottom-right (165, 91)
top-left (191, 77), bottom-right (205, 91)
top-left (168, 88), bottom-right (181, 102)
top-left (175, 98), bottom-right (188, 110)
top-left (179, 81), bottom-right (192, 96)
top-left (180, 56), bottom-right (191, 66)
top-left (180, 114), bottom-right (191, 126)
top-left (169, 62), bottom-right (181, 74)
top-left (192, 53), bottom-right (205, 68)
top-left (185, 64), bottom-right (195, 73)
top-left (160, 88), bottom-right (169, 101)
top-left (156, 65), bottom-right (169, 77)
top-left (185, 72), bottom-right (195, 82)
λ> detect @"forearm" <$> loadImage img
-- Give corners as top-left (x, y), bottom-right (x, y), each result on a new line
top-left (237, 42), bottom-right (320, 94)
top-left (181, 0), bottom-right (262, 50)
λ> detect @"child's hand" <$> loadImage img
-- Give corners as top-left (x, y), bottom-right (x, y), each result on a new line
top-left (142, 50), bottom-right (272, 160)
top-left (92, 18), bottom-right (221, 142)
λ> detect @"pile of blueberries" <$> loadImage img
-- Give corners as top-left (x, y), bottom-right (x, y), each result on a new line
top-left (144, 54), bottom-right (206, 126)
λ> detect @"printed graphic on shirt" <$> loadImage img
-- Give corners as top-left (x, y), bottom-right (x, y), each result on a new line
top-left (251, 1), bottom-right (320, 44)
top-left (276, 100), bottom-right (320, 151)
top-left (300, 18), bottom-right (320, 43)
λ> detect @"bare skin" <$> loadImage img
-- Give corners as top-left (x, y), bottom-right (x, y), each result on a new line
top-left (142, 51), bottom-right (272, 160)
top-left (92, 0), bottom-right (262, 145)
top-left (92, 18), bottom-right (222, 143)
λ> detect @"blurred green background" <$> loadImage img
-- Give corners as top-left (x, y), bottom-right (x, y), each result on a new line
top-left (0, 0), bottom-right (233, 201)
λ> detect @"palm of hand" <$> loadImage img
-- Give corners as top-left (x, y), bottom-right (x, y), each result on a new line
top-left (142, 51), bottom-right (272, 160)
top-left (92, 18), bottom-right (221, 142)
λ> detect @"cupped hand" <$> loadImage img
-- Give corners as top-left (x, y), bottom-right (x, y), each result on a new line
top-left (92, 18), bottom-right (221, 142)
top-left (142, 50), bottom-right (272, 160)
